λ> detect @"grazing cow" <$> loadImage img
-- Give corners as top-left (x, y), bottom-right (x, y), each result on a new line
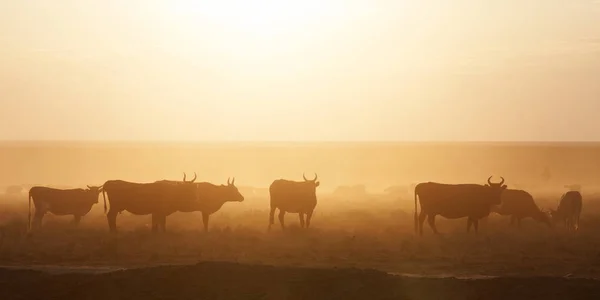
top-left (101, 174), bottom-right (200, 233)
top-left (491, 189), bottom-right (551, 228)
top-left (414, 176), bottom-right (507, 236)
top-left (269, 173), bottom-right (320, 230)
top-left (550, 191), bottom-right (583, 231)
top-left (28, 185), bottom-right (103, 230)
top-left (155, 178), bottom-right (245, 232)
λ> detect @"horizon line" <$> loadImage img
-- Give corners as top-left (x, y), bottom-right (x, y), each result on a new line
top-left (2, 140), bottom-right (600, 145)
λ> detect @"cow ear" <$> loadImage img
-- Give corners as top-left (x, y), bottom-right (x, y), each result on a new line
top-left (502, 185), bottom-right (507, 189)
top-left (315, 181), bottom-right (320, 187)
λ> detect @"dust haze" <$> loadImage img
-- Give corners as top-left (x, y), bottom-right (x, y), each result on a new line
top-left (2, 142), bottom-right (600, 298)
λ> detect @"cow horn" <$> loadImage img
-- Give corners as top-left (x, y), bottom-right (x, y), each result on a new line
top-left (191, 172), bottom-right (197, 183)
top-left (227, 177), bottom-right (231, 185)
top-left (312, 173), bottom-right (318, 182)
top-left (487, 176), bottom-right (493, 185)
top-left (303, 173), bottom-right (308, 181)
top-left (183, 172), bottom-right (187, 182)
top-left (499, 176), bottom-right (505, 186)
top-left (87, 185), bottom-right (92, 189)
top-left (231, 177), bottom-right (235, 185)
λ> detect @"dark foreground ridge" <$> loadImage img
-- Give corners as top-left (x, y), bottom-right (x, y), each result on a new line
top-left (1, 261), bottom-right (600, 300)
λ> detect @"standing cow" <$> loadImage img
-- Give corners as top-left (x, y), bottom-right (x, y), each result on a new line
top-left (491, 189), bottom-right (551, 228)
top-left (269, 173), bottom-right (320, 230)
top-left (154, 178), bottom-right (245, 232)
top-left (414, 176), bottom-right (507, 236)
top-left (550, 191), bottom-right (583, 232)
top-left (28, 185), bottom-right (103, 231)
top-left (101, 174), bottom-right (200, 233)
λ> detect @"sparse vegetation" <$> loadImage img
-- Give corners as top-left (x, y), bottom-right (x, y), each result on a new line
top-left (1, 191), bottom-right (600, 278)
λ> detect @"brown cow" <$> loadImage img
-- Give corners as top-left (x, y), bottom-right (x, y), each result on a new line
top-left (269, 173), bottom-right (320, 230)
top-left (550, 191), bottom-right (583, 231)
top-left (414, 176), bottom-right (507, 236)
top-left (157, 178), bottom-right (245, 232)
top-left (101, 174), bottom-right (199, 233)
top-left (28, 185), bottom-right (103, 230)
top-left (491, 189), bottom-right (551, 228)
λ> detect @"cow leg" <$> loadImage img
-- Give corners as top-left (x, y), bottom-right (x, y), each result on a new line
top-left (510, 215), bottom-right (516, 226)
top-left (268, 207), bottom-right (276, 231)
top-left (151, 214), bottom-right (159, 234)
top-left (418, 211), bottom-right (427, 236)
top-left (202, 211), bottom-right (210, 232)
top-left (72, 215), bottom-right (81, 225)
top-left (107, 209), bottom-right (118, 233)
top-left (568, 217), bottom-right (574, 232)
top-left (160, 215), bottom-right (167, 233)
top-left (427, 214), bottom-right (438, 234)
top-left (278, 210), bottom-right (286, 230)
top-left (467, 218), bottom-right (472, 233)
top-left (32, 209), bottom-right (46, 230)
top-left (473, 219), bottom-right (480, 233)
top-left (299, 213), bottom-right (306, 228)
top-left (305, 210), bottom-right (314, 228)
top-left (517, 217), bottom-right (522, 229)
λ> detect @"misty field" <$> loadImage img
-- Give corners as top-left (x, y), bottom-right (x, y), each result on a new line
top-left (3, 142), bottom-right (600, 298)
top-left (2, 190), bottom-right (600, 278)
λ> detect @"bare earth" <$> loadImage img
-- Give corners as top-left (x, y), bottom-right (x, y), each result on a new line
top-left (2, 261), bottom-right (600, 300)
top-left (2, 191), bottom-right (600, 299)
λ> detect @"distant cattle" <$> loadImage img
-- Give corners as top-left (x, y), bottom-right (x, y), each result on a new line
top-left (333, 184), bottom-right (366, 198)
top-left (101, 174), bottom-right (200, 233)
top-left (28, 185), bottom-right (103, 230)
top-left (491, 189), bottom-right (551, 228)
top-left (414, 176), bottom-right (507, 236)
top-left (5, 185), bottom-right (23, 195)
top-left (269, 173), bottom-right (320, 230)
top-left (550, 191), bottom-right (583, 231)
top-left (156, 178), bottom-right (245, 232)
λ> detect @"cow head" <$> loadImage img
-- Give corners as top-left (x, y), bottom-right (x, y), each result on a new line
top-left (183, 172), bottom-right (197, 183)
top-left (86, 185), bottom-right (103, 203)
top-left (485, 176), bottom-right (507, 205)
top-left (220, 177), bottom-right (245, 202)
top-left (534, 209), bottom-right (553, 228)
top-left (549, 208), bottom-right (564, 224)
top-left (303, 172), bottom-right (320, 190)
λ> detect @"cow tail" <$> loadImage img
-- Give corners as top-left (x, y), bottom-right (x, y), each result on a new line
top-left (414, 188), bottom-right (419, 234)
top-left (102, 189), bottom-right (107, 214)
top-left (28, 189), bottom-right (32, 231)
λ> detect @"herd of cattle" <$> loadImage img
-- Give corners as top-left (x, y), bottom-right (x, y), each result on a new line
top-left (24, 173), bottom-right (583, 235)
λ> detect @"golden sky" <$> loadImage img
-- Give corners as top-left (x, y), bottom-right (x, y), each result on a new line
top-left (1, 0), bottom-right (600, 142)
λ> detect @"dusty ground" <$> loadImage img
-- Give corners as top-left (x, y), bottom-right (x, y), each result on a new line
top-left (2, 192), bottom-right (600, 298)
top-left (2, 261), bottom-right (600, 300)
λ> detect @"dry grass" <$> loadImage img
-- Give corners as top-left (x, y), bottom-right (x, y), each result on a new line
top-left (1, 192), bottom-right (600, 278)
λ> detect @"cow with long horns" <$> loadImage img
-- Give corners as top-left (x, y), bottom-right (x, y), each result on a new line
top-left (268, 173), bottom-right (320, 230)
top-left (28, 185), bottom-right (103, 231)
top-left (414, 176), bottom-right (507, 236)
top-left (101, 173), bottom-right (200, 233)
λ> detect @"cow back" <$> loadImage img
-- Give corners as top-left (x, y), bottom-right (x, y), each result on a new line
top-left (416, 182), bottom-right (504, 219)
top-left (269, 179), bottom-right (318, 212)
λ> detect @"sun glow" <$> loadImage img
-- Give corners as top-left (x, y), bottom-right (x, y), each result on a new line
top-left (168, 1), bottom-right (348, 37)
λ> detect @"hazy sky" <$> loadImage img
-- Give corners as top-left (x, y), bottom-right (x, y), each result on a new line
top-left (1, 0), bottom-right (600, 142)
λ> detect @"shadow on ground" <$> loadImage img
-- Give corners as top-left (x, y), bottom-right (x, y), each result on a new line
top-left (1, 261), bottom-right (600, 300)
